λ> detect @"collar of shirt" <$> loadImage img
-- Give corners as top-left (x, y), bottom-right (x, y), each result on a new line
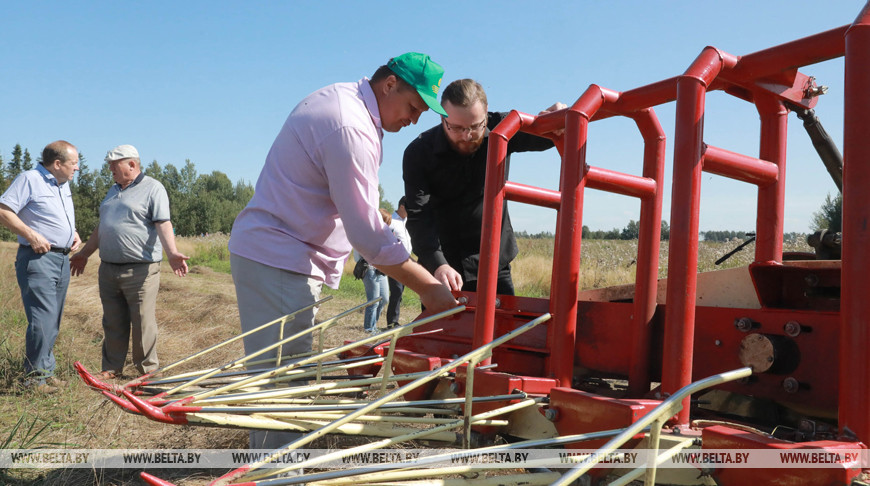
top-left (36, 163), bottom-right (61, 187)
top-left (116, 172), bottom-right (145, 191)
top-left (359, 78), bottom-right (384, 140)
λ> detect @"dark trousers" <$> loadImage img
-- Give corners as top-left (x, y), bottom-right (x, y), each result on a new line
top-left (386, 277), bottom-right (404, 325)
top-left (462, 265), bottom-right (515, 296)
top-left (422, 265), bottom-right (516, 313)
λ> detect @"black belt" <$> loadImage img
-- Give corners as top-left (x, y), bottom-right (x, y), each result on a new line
top-left (19, 245), bottom-right (72, 255)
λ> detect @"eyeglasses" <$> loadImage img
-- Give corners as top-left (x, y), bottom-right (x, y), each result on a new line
top-left (443, 116), bottom-right (487, 135)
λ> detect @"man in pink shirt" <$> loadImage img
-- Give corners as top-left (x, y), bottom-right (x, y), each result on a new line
top-left (228, 52), bottom-right (458, 451)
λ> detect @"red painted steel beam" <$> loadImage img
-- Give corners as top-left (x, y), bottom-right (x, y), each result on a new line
top-left (477, 111), bottom-right (530, 364)
top-left (753, 95), bottom-right (788, 264)
top-left (627, 109), bottom-right (666, 396)
top-left (726, 26), bottom-right (848, 83)
top-left (663, 47), bottom-right (729, 425)
top-left (702, 144), bottom-right (779, 187)
top-left (504, 181), bottom-right (561, 210)
top-left (840, 1), bottom-right (870, 445)
top-left (547, 87), bottom-right (605, 385)
top-left (585, 166), bottom-right (657, 199)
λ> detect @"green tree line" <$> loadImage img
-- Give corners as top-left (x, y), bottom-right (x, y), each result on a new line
top-left (0, 144), bottom-right (254, 240)
top-left (0, 142), bottom-right (844, 244)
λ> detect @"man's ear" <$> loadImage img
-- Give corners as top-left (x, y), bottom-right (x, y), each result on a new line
top-left (383, 74), bottom-right (399, 94)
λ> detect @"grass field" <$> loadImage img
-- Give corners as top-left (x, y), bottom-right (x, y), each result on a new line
top-left (0, 234), bottom-right (812, 485)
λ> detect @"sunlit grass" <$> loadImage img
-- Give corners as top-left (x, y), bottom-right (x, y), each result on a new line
top-left (172, 233), bottom-right (813, 301)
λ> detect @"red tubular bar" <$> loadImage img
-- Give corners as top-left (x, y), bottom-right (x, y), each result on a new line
top-left (702, 145), bottom-right (779, 187)
top-left (840, 2), bottom-right (870, 444)
top-left (585, 166), bottom-right (657, 199)
top-left (627, 109), bottom-right (666, 396)
top-left (546, 88), bottom-right (602, 384)
top-left (662, 47), bottom-right (727, 425)
top-left (753, 95), bottom-right (788, 264)
top-left (726, 26), bottom-right (848, 82)
top-left (476, 111), bottom-right (525, 365)
top-left (504, 181), bottom-right (561, 210)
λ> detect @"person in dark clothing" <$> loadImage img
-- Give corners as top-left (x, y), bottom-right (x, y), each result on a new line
top-left (403, 78), bottom-right (565, 295)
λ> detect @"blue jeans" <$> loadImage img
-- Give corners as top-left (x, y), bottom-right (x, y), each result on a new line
top-left (15, 246), bottom-right (70, 383)
top-left (362, 267), bottom-right (389, 332)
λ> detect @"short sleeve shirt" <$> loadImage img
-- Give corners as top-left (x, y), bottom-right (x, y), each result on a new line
top-left (97, 174), bottom-right (171, 263)
top-left (0, 165), bottom-right (75, 248)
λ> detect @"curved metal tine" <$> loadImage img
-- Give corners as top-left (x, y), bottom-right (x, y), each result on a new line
top-left (187, 369), bottom-right (433, 407)
top-left (127, 296), bottom-right (333, 387)
top-left (245, 398), bottom-right (541, 483)
top-left (137, 427), bottom-right (641, 486)
top-left (552, 367), bottom-right (753, 486)
top-left (608, 437), bottom-right (696, 486)
top-left (166, 393), bottom-right (529, 415)
top-left (176, 305), bottom-right (467, 404)
top-left (164, 355), bottom-right (386, 399)
top-left (74, 361), bottom-right (123, 393)
top-left (158, 297), bottom-right (386, 400)
top-left (231, 313), bottom-right (550, 483)
top-left (145, 353), bottom-right (382, 388)
top-left (140, 356), bottom-right (383, 390)
top-left (276, 426), bottom-right (646, 485)
top-left (190, 357), bottom-right (387, 405)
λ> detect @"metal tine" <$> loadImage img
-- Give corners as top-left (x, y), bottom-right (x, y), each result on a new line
top-left (271, 427), bottom-right (646, 486)
top-left (136, 311), bottom-right (549, 486)
top-left (189, 357), bottom-right (387, 404)
top-left (245, 399), bottom-right (541, 482)
top-left (309, 470), bottom-right (560, 486)
top-left (155, 297), bottom-right (388, 399)
top-left (126, 295), bottom-right (334, 387)
top-left (176, 370), bottom-right (434, 405)
top-left (173, 305), bottom-right (467, 405)
top-left (138, 426), bottom-right (631, 486)
top-left (140, 354), bottom-right (381, 386)
top-left (172, 393), bottom-right (526, 414)
top-left (226, 313), bottom-right (550, 483)
top-left (155, 357), bottom-right (389, 405)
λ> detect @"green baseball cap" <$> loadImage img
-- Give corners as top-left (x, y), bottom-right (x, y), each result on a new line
top-left (388, 52), bottom-right (447, 116)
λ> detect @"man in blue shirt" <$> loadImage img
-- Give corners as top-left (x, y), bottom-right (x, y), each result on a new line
top-left (0, 140), bottom-right (81, 393)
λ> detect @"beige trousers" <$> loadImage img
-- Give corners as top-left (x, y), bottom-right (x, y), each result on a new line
top-left (98, 262), bottom-right (161, 375)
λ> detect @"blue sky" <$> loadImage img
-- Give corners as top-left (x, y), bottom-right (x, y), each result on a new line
top-left (2, 1), bottom-right (864, 234)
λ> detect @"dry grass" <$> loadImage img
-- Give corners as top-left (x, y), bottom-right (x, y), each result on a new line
top-left (513, 236), bottom-right (812, 297)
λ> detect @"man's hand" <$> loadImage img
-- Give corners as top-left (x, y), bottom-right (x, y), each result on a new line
top-left (418, 282), bottom-right (460, 314)
top-left (434, 264), bottom-right (463, 291)
top-left (167, 252), bottom-right (190, 277)
top-left (539, 102), bottom-right (568, 137)
top-left (71, 231), bottom-right (82, 252)
top-left (27, 230), bottom-right (51, 253)
top-left (69, 252), bottom-right (88, 276)
top-left (539, 102), bottom-right (567, 114)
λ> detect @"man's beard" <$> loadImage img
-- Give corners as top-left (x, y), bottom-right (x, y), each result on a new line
top-left (448, 136), bottom-right (484, 156)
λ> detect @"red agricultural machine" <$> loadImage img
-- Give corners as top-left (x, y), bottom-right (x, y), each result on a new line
top-left (77, 2), bottom-right (870, 485)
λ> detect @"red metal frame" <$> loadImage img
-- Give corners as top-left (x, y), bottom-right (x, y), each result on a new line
top-left (467, 2), bottom-right (869, 483)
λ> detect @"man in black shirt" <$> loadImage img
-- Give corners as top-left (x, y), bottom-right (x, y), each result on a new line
top-left (403, 79), bottom-right (564, 295)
